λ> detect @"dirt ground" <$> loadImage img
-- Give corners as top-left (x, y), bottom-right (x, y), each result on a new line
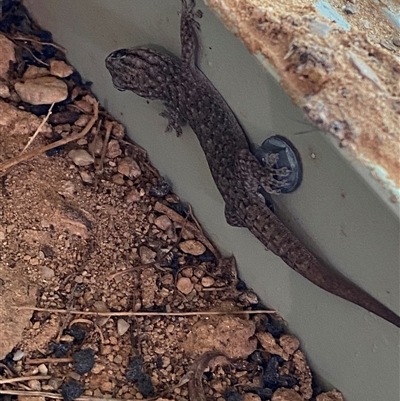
top-left (0, 2), bottom-right (344, 401)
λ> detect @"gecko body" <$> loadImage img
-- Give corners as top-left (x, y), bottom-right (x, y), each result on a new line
top-left (105, 0), bottom-right (400, 328)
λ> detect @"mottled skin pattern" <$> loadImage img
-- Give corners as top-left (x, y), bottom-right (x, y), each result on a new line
top-left (106, 0), bottom-right (400, 328)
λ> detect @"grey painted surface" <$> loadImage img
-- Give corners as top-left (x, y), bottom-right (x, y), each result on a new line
top-left (24, 1), bottom-right (399, 399)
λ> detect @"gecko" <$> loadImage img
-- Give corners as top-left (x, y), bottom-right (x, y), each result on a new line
top-left (105, 0), bottom-right (400, 328)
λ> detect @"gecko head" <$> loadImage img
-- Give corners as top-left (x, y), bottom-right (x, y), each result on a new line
top-left (105, 48), bottom-right (133, 92)
top-left (105, 46), bottom-right (178, 99)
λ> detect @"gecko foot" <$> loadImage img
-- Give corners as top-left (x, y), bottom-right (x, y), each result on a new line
top-left (254, 135), bottom-right (303, 194)
top-left (237, 148), bottom-right (290, 198)
top-left (159, 110), bottom-right (185, 137)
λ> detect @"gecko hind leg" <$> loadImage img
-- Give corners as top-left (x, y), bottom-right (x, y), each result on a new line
top-left (237, 148), bottom-right (291, 200)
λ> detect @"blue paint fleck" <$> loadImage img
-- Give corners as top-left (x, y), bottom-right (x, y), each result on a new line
top-left (314, 0), bottom-right (351, 31)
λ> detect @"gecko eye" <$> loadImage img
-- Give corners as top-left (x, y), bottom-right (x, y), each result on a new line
top-left (109, 49), bottom-right (129, 60)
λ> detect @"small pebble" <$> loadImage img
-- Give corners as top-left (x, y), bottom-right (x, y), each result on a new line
top-left (238, 291), bottom-right (259, 306)
top-left (48, 378), bottom-right (63, 390)
top-left (112, 122), bottom-right (125, 138)
top-left (117, 318), bottom-right (130, 336)
top-left (50, 60), bottom-right (74, 78)
top-left (118, 157), bottom-right (141, 179)
top-left (38, 363), bottom-right (48, 375)
top-left (40, 265), bottom-right (55, 279)
top-left (126, 188), bottom-right (140, 203)
top-left (176, 277), bottom-right (194, 295)
top-left (271, 388), bottom-right (303, 401)
top-left (201, 276), bottom-right (215, 288)
top-left (80, 171), bottom-right (93, 184)
top-left (28, 379), bottom-right (41, 391)
top-left (68, 149), bottom-right (94, 166)
top-left (13, 349), bottom-right (25, 361)
top-left (0, 82), bottom-right (10, 98)
top-left (23, 65), bottom-right (49, 79)
top-left (107, 139), bottom-right (122, 159)
top-left (112, 173), bottom-right (125, 185)
top-left (139, 246), bottom-right (156, 264)
top-left (154, 215), bottom-right (172, 231)
top-left (179, 240), bottom-right (206, 255)
top-left (0, 35), bottom-right (16, 79)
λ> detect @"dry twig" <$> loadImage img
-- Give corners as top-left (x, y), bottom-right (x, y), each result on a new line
top-left (24, 357), bottom-right (72, 365)
top-left (15, 306), bottom-right (275, 316)
top-left (0, 390), bottom-right (147, 401)
top-left (12, 35), bottom-right (67, 52)
top-left (21, 102), bottom-right (55, 153)
top-left (0, 375), bottom-right (51, 385)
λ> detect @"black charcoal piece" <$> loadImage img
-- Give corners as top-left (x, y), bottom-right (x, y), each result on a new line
top-left (264, 316), bottom-right (285, 338)
top-left (224, 391), bottom-right (242, 401)
top-left (61, 380), bottom-right (83, 401)
top-left (126, 355), bottom-right (144, 382)
top-left (251, 387), bottom-right (273, 400)
top-left (72, 348), bottom-right (95, 375)
top-left (64, 326), bottom-right (86, 344)
top-left (136, 374), bottom-right (155, 397)
top-left (50, 342), bottom-right (72, 357)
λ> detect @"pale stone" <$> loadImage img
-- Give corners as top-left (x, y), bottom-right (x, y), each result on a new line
top-left (272, 388), bottom-right (304, 401)
top-left (15, 76), bottom-right (68, 105)
top-left (117, 319), bottom-right (130, 336)
top-left (80, 171), bottom-right (93, 184)
top-left (112, 122), bottom-right (125, 138)
top-left (279, 334), bottom-right (300, 356)
top-left (179, 240), bottom-right (206, 255)
top-left (126, 188), bottom-right (140, 203)
top-left (0, 82), bottom-right (10, 98)
top-left (0, 35), bottom-right (15, 78)
top-left (118, 157), bottom-right (141, 179)
top-left (23, 65), bottom-right (49, 79)
top-left (40, 266), bottom-right (55, 279)
top-left (176, 277), bottom-right (193, 295)
top-left (50, 59), bottom-right (74, 78)
top-left (154, 215), bottom-right (172, 231)
top-left (201, 276), bottom-right (215, 288)
top-left (68, 149), bottom-right (94, 166)
top-left (139, 246), bottom-right (156, 264)
top-left (107, 139), bottom-right (122, 159)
